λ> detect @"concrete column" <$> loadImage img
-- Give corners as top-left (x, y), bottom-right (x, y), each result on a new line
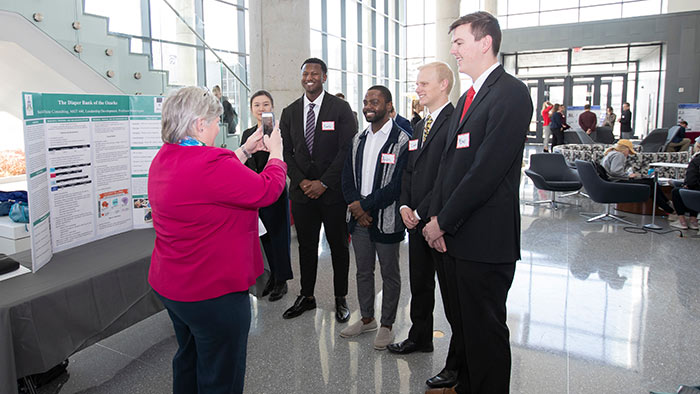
top-left (483, 0), bottom-right (498, 15)
top-left (435, 0), bottom-right (461, 105)
top-left (249, 0), bottom-right (310, 120)
top-left (173, 0), bottom-right (197, 86)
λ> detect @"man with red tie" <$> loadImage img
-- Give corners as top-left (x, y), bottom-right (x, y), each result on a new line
top-left (422, 12), bottom-right (533, 394)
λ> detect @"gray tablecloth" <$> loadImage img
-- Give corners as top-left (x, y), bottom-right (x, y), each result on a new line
top-left (0, 229), bottom-right (163, 393)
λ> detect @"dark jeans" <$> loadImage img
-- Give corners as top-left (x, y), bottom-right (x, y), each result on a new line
top-left (260, 187), bottom-right (293, 283)
top-left (157, 291), bottom-right (251, 394)
top-left (672, 187), bottom-right (698, 216)
top-left (291, 200), bottom-right (349, 297)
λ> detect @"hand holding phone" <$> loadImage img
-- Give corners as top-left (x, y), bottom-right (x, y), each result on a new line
top-left (262, 112), bottom-right (274, 136)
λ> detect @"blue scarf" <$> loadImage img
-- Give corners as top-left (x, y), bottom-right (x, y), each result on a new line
top-left (178, 136), bottom-right (206, 147)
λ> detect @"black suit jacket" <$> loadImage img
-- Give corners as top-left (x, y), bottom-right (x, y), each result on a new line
top-left (280, 92), bottom-right (357, 204)
top-left (241, 126), bottom-right (268, 173)
top-left (395, 114), bottom-right (413, 134)
top-left (620, 109), bottom-right (632, 133)
top-left (400, 103), bottom-right (454, 221)
top-left (427, 66), bottom-right (533, 263)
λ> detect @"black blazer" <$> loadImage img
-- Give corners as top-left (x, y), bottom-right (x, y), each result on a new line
top-left (427, 66), bottom-right (533, 263)
top-left (620, 109), bottom-right (632, 133)
top-left (280, 92), bottom-right (358, 204)
top-left (395, 114), bottom-right (413, 134)
top-left (241, 125), bottom-right (268, 173)
top-left (400, 103), bottom-right (454, 221)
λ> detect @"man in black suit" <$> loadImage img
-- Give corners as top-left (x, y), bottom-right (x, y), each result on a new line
top-left (390, 107), bottom-right (414, 134)
top-left (386, 61), bottom-right (460, 389)
top-left (422, 12), bottom-right (532, 394)
top-left (280, 58), bottom-right (358, 323)
top-left (619, 102), bottom-right (633, 138)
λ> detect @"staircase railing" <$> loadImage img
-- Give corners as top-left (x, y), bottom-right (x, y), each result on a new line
top-left (0, 0), bottom-right (250, 121)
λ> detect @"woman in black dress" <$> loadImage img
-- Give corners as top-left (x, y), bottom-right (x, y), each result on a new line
top-left (241, 90), bottom-right (293, 301)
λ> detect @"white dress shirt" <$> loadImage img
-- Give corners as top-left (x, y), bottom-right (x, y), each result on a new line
top-left (303, 90), bottom-right (324, 132)
top-left (470, 62), bottom-right (500, 96)
top-left (424, 100), bottom-right (450, 130)
top-left (400, 100), bottom-right (451, 219)
top-left (360, 118), bottom-right (393, 197)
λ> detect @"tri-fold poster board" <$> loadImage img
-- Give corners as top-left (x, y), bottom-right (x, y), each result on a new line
top-left (677, 104), bottom-right (700, 131)
top-left (22, 92), bottom-right (163, 272)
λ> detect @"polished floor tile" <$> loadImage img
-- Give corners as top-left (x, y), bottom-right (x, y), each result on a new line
top-left (36, 145), bottom-right (700, 394)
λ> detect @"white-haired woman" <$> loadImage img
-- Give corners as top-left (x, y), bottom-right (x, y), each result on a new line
top-left (148, 86), bottom-right (286, 394)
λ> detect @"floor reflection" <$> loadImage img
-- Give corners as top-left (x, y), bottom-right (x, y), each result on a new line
top-left (35, 145), bottom-right (700, 394)
top-left (510, 256), bottom-right (647, 370)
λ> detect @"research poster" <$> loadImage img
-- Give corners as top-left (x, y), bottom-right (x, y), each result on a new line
top-left (677, 104), bottom-right (700, 131)
top-left (22, 92), bottom-right (163, 271)
top-left (566, 105), bottom-right (607, 132)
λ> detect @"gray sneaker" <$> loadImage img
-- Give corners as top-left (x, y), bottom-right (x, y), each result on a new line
top-left (340, 319), bottom-right (378, 338)
top-left (373, 327), bottom-right (394, 350)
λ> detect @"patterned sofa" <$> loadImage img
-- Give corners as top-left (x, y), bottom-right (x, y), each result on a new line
top-left (553, 144), bottom-right (690, 178)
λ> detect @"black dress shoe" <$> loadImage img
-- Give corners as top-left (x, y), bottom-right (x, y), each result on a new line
top-left (268, 281), bottom-right (288, 302)
top-left (282, 295), bottom-right (316, 319)
top-left (335, 297), bottom-right (350, 323)
top-left (426, 369), bottom-right (458, 389)
top-left (261, 277), bottom-right (274, 297)
top-left (387, 339), bottom-right (434, 354)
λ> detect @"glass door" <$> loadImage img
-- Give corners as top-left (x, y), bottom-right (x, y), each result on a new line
top-left (572, 77), bottom-right (595, 106)
top-left (528, 83), bottom-right (539, 139)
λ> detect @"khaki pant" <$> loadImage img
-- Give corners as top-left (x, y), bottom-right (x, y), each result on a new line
top-left (666, 138), bottom-right (691, 152)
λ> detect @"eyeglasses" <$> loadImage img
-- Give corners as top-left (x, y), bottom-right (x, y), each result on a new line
top-left (202, 87), bottom-right (211, 97)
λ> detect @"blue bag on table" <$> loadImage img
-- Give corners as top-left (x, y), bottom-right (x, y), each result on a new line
top-left (9, 201), bottom-right (29, 223)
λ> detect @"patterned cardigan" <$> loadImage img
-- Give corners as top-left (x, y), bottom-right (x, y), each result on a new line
top-left (341, 121), bottom-right (409, 244)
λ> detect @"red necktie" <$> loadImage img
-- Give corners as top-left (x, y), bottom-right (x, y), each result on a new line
top-left (459, 87), bottom-right (476, 123)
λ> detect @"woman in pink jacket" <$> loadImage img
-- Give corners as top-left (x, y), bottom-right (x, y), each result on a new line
top-left (148, 86), bottom-right (286, 394)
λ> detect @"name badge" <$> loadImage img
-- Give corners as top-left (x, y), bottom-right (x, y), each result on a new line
top-left (456, 133), bottom-right (470, 149)
top-left (381, 153), bottom-right (396, 164)
top-left (408, 139), bottom-right (418, 151)
top-left (322, 121), bottom-right (335, 131)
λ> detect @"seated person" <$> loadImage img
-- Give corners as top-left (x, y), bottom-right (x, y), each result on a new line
top-left (669, 137), bottom-right (700, 230)
top-left (666, 121), bottom-right (691, 152)
top-left (600, 139), bottom-right (675, 214)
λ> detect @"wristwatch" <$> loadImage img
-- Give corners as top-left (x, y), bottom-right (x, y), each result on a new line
top-left (240, 146), bottom-right (252, 159)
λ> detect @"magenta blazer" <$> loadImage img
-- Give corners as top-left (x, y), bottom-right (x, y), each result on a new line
top-left (148, 143), bottom-right (287, 302)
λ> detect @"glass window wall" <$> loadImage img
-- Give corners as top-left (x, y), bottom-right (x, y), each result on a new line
top-left (310, 0), bottom-right (406, 130)
top-left (504, 43), bottom-right (664, 136)
top-left (83, 0), bottom-right (249, 105)
top-left (498, 0), bottom-right (668, 29)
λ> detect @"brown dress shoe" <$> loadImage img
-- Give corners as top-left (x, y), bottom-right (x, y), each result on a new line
top-left (425, 387), bottom-right (457, 394)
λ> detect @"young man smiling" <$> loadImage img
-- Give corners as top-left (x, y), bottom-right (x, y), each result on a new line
top-left (280, 58), bottom-right (358, 323)
top-left (340, 85), bottom-right (409, 350)
top-left (422, 12), bottom-right (532, 394)
top-left (387, 61), bottom-right (460, 390)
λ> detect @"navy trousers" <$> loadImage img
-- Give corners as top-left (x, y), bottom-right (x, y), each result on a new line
top-left (157, 291), bottom-right (251, 394)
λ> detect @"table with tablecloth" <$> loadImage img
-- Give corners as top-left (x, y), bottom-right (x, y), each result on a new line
top-left (0, 229), bottom-right (162, 394)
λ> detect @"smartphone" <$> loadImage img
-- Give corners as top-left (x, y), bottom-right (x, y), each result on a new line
top-left (262, 112), bottom-right (274, 136)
